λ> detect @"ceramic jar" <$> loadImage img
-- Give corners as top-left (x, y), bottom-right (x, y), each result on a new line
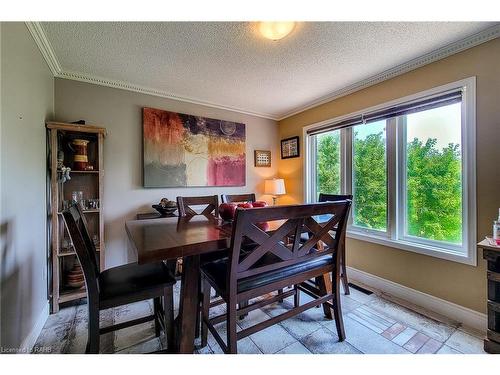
top-left (72, 139), bottom-right (90, 171)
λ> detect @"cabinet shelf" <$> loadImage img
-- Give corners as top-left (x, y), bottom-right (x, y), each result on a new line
top-left (57, 170), bottom-right (100, 174)
top-left (58, 288), bottom-right (87, 303)
top-left (58, 247), bottom-right (100, 257)
top-left (480, 239), bottom-right (500, 353)
top-left (58, 209), bottom-right (100, 215)
top-left (47, 121), bottom-right (106, 313)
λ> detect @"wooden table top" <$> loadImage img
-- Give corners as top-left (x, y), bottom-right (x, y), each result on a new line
top-left (126, 214), bottom-right (334, 265)
top-left (126, 215), bottom-right (225, 264)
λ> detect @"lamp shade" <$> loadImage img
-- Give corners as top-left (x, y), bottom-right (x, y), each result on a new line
top-left (264, 179), bottom-right (286, 196)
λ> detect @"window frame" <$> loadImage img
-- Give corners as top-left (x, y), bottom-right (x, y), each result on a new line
top-left (304, 77), bottom-right (477, 266)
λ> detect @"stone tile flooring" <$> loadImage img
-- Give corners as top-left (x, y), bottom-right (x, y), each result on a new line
top-left (33, 283), bottom-right (486, 354)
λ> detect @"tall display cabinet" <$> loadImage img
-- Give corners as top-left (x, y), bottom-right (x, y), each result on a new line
top-left (46, 121), bottom-right (106, 313)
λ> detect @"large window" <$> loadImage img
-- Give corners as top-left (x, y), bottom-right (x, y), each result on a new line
top-left (403, 103), bottom-right (463, 246)
top-left (352, 120), bottom-right (387, 232)
top-left (306, 78), bottom-right (476, 265)
top-left (316, 130), bottom-right (341, 197)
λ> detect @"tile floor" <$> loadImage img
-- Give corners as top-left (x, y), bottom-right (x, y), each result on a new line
top-left (33, 283), bottom-right (487, 354)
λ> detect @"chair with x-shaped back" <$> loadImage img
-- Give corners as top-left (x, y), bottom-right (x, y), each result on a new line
top-left (200, 200), bottom-right (351, 353)
top-left (176, 195), bottom-right (219, 218)
top-left (317, 193), bottom-right (352, 295)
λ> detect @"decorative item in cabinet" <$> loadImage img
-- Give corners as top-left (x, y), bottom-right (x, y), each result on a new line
top-left (46, 121), bottom-right (106, 313)
top-left (69, 139), bottom-right (90, 171)
top-left (66, 260), bottom-right (85, 288)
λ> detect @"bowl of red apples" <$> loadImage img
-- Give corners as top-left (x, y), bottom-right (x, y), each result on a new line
top-left (218, 200), bottom-right (267, 221)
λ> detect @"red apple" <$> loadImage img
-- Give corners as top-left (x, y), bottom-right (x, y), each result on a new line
top-left (252, 201), bottom-right (268, 208)
top-left (219, 203), bottom-right (237, 221)
top-left (237, 202), bottom-right (253, 209)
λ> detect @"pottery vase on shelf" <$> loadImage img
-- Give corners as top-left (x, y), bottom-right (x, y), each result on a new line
top-left (66, 260), bottom-right (85, 289)
top-left (71, 139), bottom-right (90, 171)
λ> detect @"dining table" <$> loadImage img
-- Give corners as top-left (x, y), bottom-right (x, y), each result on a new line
top-left (125, 213), bottom-right (333, 353)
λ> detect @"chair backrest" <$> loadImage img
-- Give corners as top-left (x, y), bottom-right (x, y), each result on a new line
top-left (318, 193), bottom-right (353, 202)
top-left (176, 195), bottom-right (219, 217)
top-left (221, 193), bottom-right (256, 204)
top-left (61, 203), bottom-right (100, 297)
top-left (227, 201), bottom-right (351, 289)
top-left (317, 194), bottom-right (353, 247)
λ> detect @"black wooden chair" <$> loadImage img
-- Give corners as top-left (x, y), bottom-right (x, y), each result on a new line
top-left (318, 193), bottom-right (352, 295)
top-left (295, 194), bottom-right (353, 318)
top-left (200, 201), bottom-right (351, 353)
top-left (221, 193), bottom-right (256, 204)
top-left (176, 195), bottom-right (225, 335)
top-left (62, 203), bottom-right (176, 353)
top-left (221, 192), bottom-right (285, 303)
top-left (177, 195), bottom-right (219, 217)
top-left (175, 195), bottom-right (220, 274)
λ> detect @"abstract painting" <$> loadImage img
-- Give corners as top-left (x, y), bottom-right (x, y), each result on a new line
top-left (143, 107), bottom-right (246, 187)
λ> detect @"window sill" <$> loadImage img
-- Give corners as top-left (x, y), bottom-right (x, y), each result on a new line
top-left (346, 230), bottom-right (477, 266)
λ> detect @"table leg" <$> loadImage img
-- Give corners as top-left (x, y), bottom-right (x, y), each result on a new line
top-left (175, 254), bottom-right (200, 353)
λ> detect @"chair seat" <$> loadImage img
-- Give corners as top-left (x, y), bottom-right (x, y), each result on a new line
top-left (100, 262), bottom-right (176, 308)
top-left (201, 254), bottom-right (333, 296)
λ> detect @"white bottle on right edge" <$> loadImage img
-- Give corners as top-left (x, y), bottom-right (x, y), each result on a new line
top-left (494, 209), bottom-right (500, 245)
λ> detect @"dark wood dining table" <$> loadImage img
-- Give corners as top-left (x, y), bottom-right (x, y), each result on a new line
top-left (125, 214), bottom-right (234, 353)
top-left (125, 213), bottom-right (333, 353)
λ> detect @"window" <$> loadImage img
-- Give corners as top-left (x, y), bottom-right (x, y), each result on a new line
top-left (315, 130), bottom-right (341, 198)
top-left (305, 78), bottom-right (476, 265)
top-left (352, 120), bottom-right (387, 232)
top-left (402, 103), bottom-right (463, 247)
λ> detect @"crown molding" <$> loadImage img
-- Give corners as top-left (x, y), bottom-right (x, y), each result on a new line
top-left (26, 22), bottom-right (499, 122)
top-left (56, 70), bottom-right (280, 120)
top-left (25, 22), bottom-right (61, 76)
top-left (277, 23), bottom-right (500, 120)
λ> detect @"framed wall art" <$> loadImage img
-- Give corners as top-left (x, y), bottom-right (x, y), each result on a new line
top-left (254, 150), bottom-right (271, 167)
top-left (143, 107), bottom-right (246, 187)
top-left (280, 136), bottom-right (300, 159)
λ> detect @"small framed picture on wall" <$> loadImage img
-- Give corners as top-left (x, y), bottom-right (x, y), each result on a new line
top-left (281, 136), bottom-right (300, 159)
top-left (254, 150), bottom-right (272, 167)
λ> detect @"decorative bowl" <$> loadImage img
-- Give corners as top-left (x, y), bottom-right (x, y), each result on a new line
top-left (152, 204), bottom-right (177, 216)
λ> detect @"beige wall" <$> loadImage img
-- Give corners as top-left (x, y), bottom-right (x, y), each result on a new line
top-left (278, 38), bottom-right (500, 313)
top-left (0, 22), bottom-right (54, 349)
top-left (54, 78), bottom-right (279, 268)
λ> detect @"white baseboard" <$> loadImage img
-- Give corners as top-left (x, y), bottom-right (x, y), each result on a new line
top-left (19, 302), bottom-right (49, 353)
top-left (346, 266), bottom-right (487, 333)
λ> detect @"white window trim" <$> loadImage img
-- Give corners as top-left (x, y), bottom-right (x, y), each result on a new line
top-left (303, 77), bottom-right (477, 266)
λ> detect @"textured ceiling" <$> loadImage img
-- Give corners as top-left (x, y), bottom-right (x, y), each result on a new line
top-left (41, 22), bottom-right (496, 119)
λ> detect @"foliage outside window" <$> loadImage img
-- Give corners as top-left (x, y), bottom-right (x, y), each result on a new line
top-left (316, 131), bottom-right (341, 196)
top-left (352, 121), bottom-right (387, 231)
top-left (405, 103), bottom-right (463, 244)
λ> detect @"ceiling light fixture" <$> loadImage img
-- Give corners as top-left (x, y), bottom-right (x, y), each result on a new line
top-left (258, 22), bottom-right (295, 41)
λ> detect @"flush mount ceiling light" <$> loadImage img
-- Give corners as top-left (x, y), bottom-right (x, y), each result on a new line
top-left (258, 22), bottom-right (296, 41)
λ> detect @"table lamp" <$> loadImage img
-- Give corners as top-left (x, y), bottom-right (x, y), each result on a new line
top-left (264, 178), bottom-right (286, 206)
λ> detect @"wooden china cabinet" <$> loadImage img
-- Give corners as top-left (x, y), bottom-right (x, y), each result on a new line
top-left (46, 121), bottom-right (106, 313)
